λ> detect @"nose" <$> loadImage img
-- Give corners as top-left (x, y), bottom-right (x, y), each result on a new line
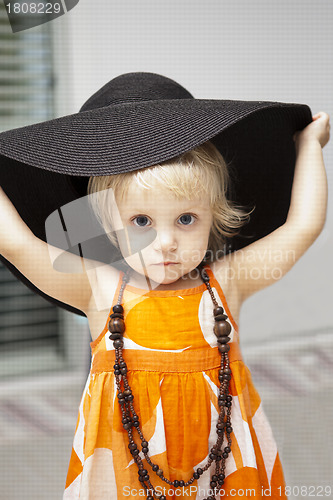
top-left (152, 228), bottom-right (177, 253)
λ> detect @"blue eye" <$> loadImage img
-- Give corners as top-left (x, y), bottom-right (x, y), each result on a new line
top-left (179, 214), bottom-right (196, 225)
top-left (132, 216), bottom-right (150, 227)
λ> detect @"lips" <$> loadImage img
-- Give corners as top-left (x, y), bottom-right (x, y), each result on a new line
top-left (153, 262), bottom-right (178, 266)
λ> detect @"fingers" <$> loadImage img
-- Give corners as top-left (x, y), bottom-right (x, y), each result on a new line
top-left (312, 112), bottom-right (331, 148)
top-left (312, 111), bottom-right (330, 123)
top-left (293, 111), bottom-right (330, 148)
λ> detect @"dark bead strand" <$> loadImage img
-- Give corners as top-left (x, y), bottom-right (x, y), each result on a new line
top-left (112, 265), bottom-right (233, 499)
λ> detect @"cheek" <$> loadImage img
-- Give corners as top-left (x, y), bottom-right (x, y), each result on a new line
top-left (122, 254), bottom-right (145, 273)
top-left (179, 236), bottom-right (209, 264)
top-left (116, 228), bottom-right (156, 260)
top-left (184, 226), bottom-right (211, 247)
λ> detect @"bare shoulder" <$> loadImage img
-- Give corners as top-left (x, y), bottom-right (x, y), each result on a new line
top-left (210, 257), bottom-right (241, 327)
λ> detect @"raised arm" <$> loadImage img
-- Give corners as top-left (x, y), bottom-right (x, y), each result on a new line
top-left (0, 186), bottom-right (93, 314)
top-left (287, 112), bottom-right (329, 231)
top-left (217, 112), bottom-right (330, 303)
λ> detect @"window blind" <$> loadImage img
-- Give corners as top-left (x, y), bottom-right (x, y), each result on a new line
top-left (0, 261), bottom-right (60, 348)
top-left (0, 3), bottom-right (61, 363)
top-left (0, 1), bottom-right (55, 132)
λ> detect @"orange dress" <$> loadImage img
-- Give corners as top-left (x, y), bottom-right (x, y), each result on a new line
top-left (63, 265), bottom-right (287, 499)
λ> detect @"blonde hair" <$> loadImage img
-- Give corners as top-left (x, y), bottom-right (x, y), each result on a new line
top-left (87, 141), bottom-right (253, 262)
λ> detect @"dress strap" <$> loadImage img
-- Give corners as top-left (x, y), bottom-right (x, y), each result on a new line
top-left (203, 264), bottom-right (238, 332)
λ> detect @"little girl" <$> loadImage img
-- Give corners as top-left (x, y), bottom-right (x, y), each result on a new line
top-left (0, 73), bottom-right (330, 500)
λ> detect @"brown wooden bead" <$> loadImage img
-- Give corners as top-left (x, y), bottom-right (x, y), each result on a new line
top-left (217, 336), bottom-right (231, 344)
top-left (213, 306), bottom-right (224, 316)
top-left (108, 317), bottom-right (125, 333)
top-left (110, 312), bottom-right (124, 319)
top-left (109, 332), bottom-right (122, 340)
top-left (113, 304), bottom-right (124, 314)
top-left (214, 314), bottom-right (228, 322)
top-left (218, 343), bottom-right (230, 353)
top-left (113, 339), bottom-right (123, 349)
top-left (214, 321), bottom-right (231, 337)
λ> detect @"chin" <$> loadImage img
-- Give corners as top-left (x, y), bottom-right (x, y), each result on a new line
top-left (149, 269), bottom-right (179, 283)
top-left (158, 274), bottom-right (180, 284)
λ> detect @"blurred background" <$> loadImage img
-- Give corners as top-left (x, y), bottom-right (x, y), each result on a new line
top-left (0, 0), bottom-right (332, 498)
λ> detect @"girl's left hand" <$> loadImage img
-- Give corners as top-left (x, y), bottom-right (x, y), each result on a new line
top-left (293, 111), bottom-right (330, 148)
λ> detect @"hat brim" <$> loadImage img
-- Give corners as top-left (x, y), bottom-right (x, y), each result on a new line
top-left (0, 98), bottom-right (312, 316)
top-left (0, 98), bottom-right (310, 175)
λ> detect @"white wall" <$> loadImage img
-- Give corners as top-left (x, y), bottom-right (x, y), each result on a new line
top-left (52, 0), bottom-right (333, 343)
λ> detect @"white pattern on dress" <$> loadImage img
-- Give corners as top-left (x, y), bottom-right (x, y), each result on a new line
top-left (198, 288), bottom-right (235, 348)
top-left (252, 403), bottom-right (278, 484)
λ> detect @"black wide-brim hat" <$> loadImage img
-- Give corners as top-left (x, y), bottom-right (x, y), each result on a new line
top-left (0, 72), bottom-right (311, 316)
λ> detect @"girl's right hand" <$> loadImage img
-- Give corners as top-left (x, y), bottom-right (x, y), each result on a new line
top-left (293, 111), bottom-right (330, 149)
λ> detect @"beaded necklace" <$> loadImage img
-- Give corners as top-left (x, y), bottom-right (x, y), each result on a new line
top-left (109, 264), bottom-right (233, 500)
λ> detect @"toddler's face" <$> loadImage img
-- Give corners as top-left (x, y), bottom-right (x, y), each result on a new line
top-left (112, 182), bottom-right (213, 286)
